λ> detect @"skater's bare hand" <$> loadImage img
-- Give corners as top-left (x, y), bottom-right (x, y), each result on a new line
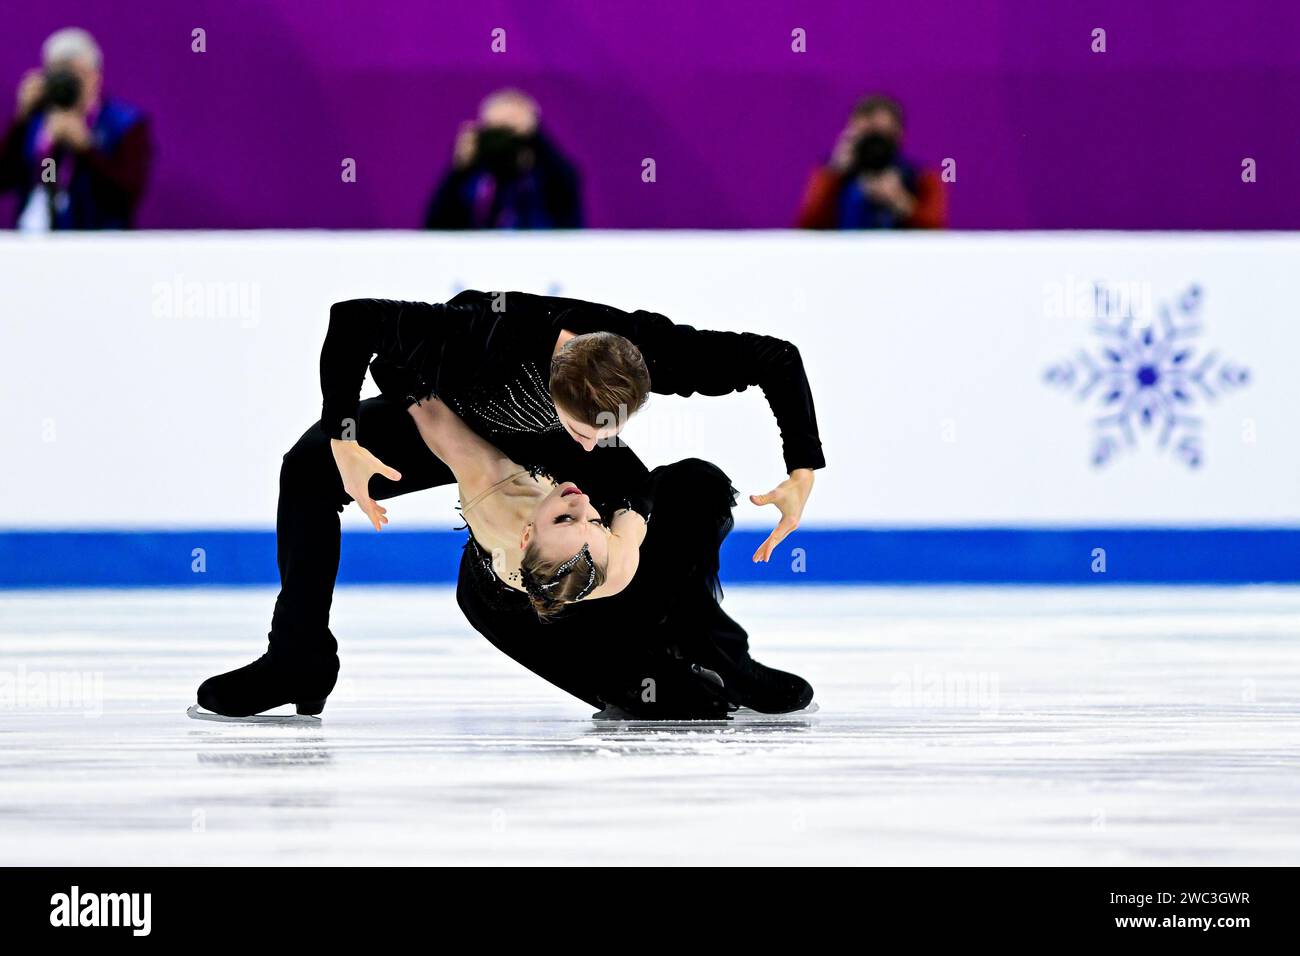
top-left (749, 469), bottom-right (814, 563)
top-left (330, 439), bottom-right (402, 531)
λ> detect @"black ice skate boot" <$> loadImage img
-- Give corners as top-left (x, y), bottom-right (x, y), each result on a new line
top-left (722, 656), bottom-right (815, 714)
top-left (672, 592), bottom-right (815, 715)
top-left (195, 641), bottom-right (338, 719)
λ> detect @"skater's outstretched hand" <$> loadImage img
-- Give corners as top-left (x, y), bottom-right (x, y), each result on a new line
top-left (331, 439), bottom-right (403, 531)
top-left (749, 468), bottom-right (814, 563)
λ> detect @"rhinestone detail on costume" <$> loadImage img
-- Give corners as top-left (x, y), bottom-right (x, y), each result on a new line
top-left (451, 363), bottom-right (561, 436)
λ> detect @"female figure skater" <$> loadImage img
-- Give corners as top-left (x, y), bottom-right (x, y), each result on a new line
top-left (405, 392), bottom-right (645, 613)
top-left (404, 395), bottom-right (812, 717)
top-left (196, 290), bottom-right (824, 719)
top-left (453, 453), bottom-right (814, 719)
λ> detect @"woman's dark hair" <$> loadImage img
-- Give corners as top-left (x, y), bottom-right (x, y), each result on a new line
top-left (549, 331), bottom-right (650, 429)
top-left (519, 541), bottom-right (606, 620)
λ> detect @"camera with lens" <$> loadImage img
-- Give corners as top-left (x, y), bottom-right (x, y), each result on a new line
top-left (850, 132), bottom-right (898, 175)
top-left (40, 66), bottom-right (83, 111)
top-left (475, 126), bottom-right (533, 180)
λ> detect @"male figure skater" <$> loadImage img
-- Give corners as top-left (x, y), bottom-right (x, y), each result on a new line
top-left (196, 290), bottom-right (825, 718)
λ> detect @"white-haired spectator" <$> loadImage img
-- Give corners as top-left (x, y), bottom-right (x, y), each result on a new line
top-left (0, 26), bottom-right (152, 230)
top-left (424, 88), bottom-right (583, 229)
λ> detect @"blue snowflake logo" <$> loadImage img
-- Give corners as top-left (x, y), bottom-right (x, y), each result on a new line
top-left (1043, 284), bottom-right (1250, 469)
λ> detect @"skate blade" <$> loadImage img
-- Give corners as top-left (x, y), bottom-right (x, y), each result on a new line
top-left (590, 700), bottom-right (818, 723)
top-left (186, 704), bottom-right (321, 725)
top-left (592, 713), bottom-right (736, 724)
top-left (734, 701), bottom-right (819, 717)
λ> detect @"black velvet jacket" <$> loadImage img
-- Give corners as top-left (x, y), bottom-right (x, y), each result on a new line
top-left (319, 290), bottom-right (825, 474)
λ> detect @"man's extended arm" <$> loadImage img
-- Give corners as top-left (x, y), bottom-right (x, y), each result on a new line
top-left (558, 304), bottom-right (825, 473)
top-left (555, 300), bottom-right (824, 561)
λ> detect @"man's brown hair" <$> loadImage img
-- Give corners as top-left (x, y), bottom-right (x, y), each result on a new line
top-left (548, 331), bottom-right (651, 427)
top-left (852, 93), bottom-right (904, 127)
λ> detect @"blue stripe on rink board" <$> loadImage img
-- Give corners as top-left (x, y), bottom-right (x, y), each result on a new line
top-left (0, 528), bottom-right (1298, 588)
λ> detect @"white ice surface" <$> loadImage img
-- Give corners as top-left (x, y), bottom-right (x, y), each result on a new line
top-left (1, 585), bottom-right (1298, 866)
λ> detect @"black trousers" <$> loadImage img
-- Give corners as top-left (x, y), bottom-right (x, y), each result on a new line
top-left (269, 396), bottom-right (453, 685)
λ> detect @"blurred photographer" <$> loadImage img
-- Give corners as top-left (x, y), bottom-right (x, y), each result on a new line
top-left (796, 94), bottom-right (945, 230)
top-left (424, 89), bottom-right (582, 230)
top-left (0, 27), bottom-right (152, 231)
